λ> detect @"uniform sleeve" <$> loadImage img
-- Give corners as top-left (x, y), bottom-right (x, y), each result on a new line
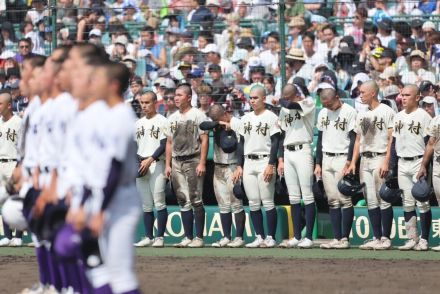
top-left (386, 108), bottom-right (395, 129)
top-left (316, 109), bottom-right (324, 131)
top-left (197, 110), bottom-right (208, 136)
top-left (278, 109), bottom-right (286, 131)
top-left (298, 98), bottom-right (315, 116)
top-left (422, 112), bottom-right (433, 137)
top-left (426, 118), bottom-right (438, 138)
top-left (347, 109), bottom-right (357, 133)
top-left (230, 116), bottom-right (242, 134)
top-left (269, 114), bottom-right (281, 136)
top-left (354, 114), bottom-right (362, 134)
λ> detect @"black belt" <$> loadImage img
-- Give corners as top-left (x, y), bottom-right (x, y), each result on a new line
top-left (286, 144), bottom-right (303, 151)
top-left (39, 166), bottom-right (51, 173)
top-left (324, 152), bottom-right (347, 157)
top-left (398, 155), bottom-right (423, 161)
top-left (215, 162), bottom-right (236, 167)
top-left (362, 152), bottom-right (386, 158)
top-left (0, 159), bottom-right (17, 163)
top-left (247, 154), bottom-right (268, 160)
top-left (174, 153), bottom-right (198, 161)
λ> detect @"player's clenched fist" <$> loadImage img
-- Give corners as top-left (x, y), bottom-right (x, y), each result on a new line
top-left (232, 166), bottom-right (243, 184)
top-left (196, 163), bottom-right (206, 177)
top-left (314, 164), bottom-right (322, 178)
top-left (263, 164), bottom-right (275, 182)
top-left (165, 165), bottom-right (172, 178)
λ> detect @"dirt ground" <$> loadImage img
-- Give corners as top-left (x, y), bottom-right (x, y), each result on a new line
top-left (0, 256), bottom-right (438, 294)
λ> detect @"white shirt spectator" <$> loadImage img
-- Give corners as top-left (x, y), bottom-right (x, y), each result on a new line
top-left (26, 8), bottom-right (48, 25)
top-left (259, 49), bottom-right (278, 74)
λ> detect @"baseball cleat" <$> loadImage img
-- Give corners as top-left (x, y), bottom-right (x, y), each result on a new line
top-left (227, 237), bottom-right (245, 248)
top-left (19, 283), bottom-right (44, 294)
top-left (378, 237), bottom-right (392, 250)
top-left (188, 237), bottom-right (204, 248)
top-left (279, 237), bottom-right (300, 248)
top-left (298, 238), bottom-right (314, 249)
top-left (262, 236), bottom-right (276, 248)
top-left (359, 238), bottom-right (380, 250)
top-left (9, 238), bottom-right (23, 247)
top-left (245, 235), bottom-right (264, 248)
top-left (43, 285), bottom-right (58, 294)
top-left (398, 239), bottom-right (418, 251)
top-left (174, 237), bottom-right (192, 248)
top-left (212, 237), bottom-right (231, 248)
top-left (432, 245), bottom-right (440, 252)
top-left (134, 237), bottom-right (153, 247)
top-left (27, 242), bottom-right (35, 247)
top-left (152, 237), bottom-right (164, 248)
top-left (333, 238), bottom-right (350, 249)
top-left (0, 237), bottom-right (11, 247)
top-left (320, 239), bottom-right (340, 249)
top-left (414, 238), bottom-right (429, 251)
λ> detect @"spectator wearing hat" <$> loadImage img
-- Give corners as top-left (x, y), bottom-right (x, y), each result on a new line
top-left (401, 50), bottom-right (436, 85)
top-left (208, 63), bottom-right (227, 103)
top-left (420, 21), bottom-right (437, 54)
top-left (344, 7), bottom-right (368, 48)
top-left (263, 73), bottom-right (279, 107)
top-left (118, 4), bottom-right (143, 22)
top-left (388, 21), bottom-right (412, 51)
top-left (369, 47), bottom-right (395, 75)
top-left (20, 20), bottom-right (44, 56)
top-left (395, 37), bottom-right (414, 73)
top-left (170, 45), bottom-right (198, 81)
top-left (76, 5), bottom-right (103, 42)
top-left (88, 29), bottom-right (102, 45)
top-left (381, 84), bottom-right (400, 112)
top-left (421, 96), bottom-right (437, 117)
top-left (7, 80), bottom-right (27, 116)
top-left (378, 66), bottom-right (399, 91)
top-left (259, 32), bottom-right (280, 75)
top-left (206, 0), bottom-right (225, 26)
top-left (420, 80), bottom-right (439, 98)
top-left (410, 18), bottom-right (425, 44)
top-left (286, 48), bottom-right (313, 83)
top-left (287, 16), bottom-right (305, 49)
top-left (203, 43), bottom-right (237, 84)
top-left (109, 35), bottom-right (130, 62)
top-left (377, 18), bottom-right (394, 47)
top-left (188, 68), bottom-right (207, 106)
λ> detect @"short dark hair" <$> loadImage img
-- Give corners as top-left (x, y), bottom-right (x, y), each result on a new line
top-left (18, 38), bottom-right (31, 45)
top-left (267, 31), bottom-right (280, 42)
top-left (302, 31), bottom-right (315, 42)
top-left (73, 43), bottom-right (109, 65)
top-left (322, 24), bottom-right (337, 35)
top-left (176, 83), bottom-right (192, 97)
top-left (23, 55), bottom-right (47, 68)
top-left (141, 25), bottom-right (155, 35)
top-left (142, 90), bottom-right (157, 101)
top-left (103, 62), bottom-right (130, 96)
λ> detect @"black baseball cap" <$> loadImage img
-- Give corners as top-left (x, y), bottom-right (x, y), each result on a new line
top-left (411, 19), bottom-right (423, 28)
top-left (208, 64), bottom-right (222, 72)
top-left (378, 18), bottom-right (393, 31)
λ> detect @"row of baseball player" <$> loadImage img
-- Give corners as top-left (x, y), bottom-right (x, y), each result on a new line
top-left (0, 44), bottom-right (142, 293)
top-left (134, 72), bottom-right (440, 251)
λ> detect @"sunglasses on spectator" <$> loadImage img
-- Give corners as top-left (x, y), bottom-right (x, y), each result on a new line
top-left (20, 45), bottom-right (30, 49)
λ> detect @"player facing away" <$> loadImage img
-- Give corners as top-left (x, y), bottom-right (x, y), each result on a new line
top-left (346, 81), bottom-right (395, 250)
top-left (316, 87), bottom-right (357, 249)
top-left (0, 91), bottom-right (23, 247)
top-left (165, 83), bottom-right (209, 248)
top-left (134, 91), bottom-right (168, 248)
top-left (86, 62), bottom-right (142, 293)
top-left (277, 84), bottom-right (316, 249)
top-left (207, 104), bottom-right (246, 248)
top-left (234, 85), bottom-right (281, 248)
top-left (392, 85), bottom-right (432, 251)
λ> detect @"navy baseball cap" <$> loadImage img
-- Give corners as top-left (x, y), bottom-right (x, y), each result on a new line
top-left (219, 129), bottom-right (237, 153)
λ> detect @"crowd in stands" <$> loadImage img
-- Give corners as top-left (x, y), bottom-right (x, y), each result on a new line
top-left (1, 0), bottom-right (440, 117)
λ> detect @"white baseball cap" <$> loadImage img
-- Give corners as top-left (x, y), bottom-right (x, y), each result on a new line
top-left (89, 29), bottom-right (102, 38)
top-left (422, 96), bottom-right (436, 104)
top-left (201, 43), bottom-right (220, 54)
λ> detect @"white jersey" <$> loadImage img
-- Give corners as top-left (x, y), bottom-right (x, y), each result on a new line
top-left (23, 98), bottom-right (47, 169)
top-left (317, 103), bottom-right (357, 153)
top-left (37, 98), bottom-right (57, 169)
top-left (135, 113), bottom-right (167, 158)
top-left (393, 108), bottom-right (431, 157)
top-left (426, 115), bottom-right (440, 157)
top-left (355, 103), bottom-right (395, 153)
top-left (164, 108), bottom-right (207, 157)
top-left (278, 98), bottom-right (315, 146)
top-left (239, 109), bottom-right (280, 155)
top-left (18, 96), bottom-right (41, 160)
top-left (0, 115), bottom-right (21, 159)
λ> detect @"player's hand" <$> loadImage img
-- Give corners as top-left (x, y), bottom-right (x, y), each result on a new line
top-left (72, 206), bottom-right (86, 232)
top-left (89, 212), bottom-right (105, 237)
top-left (341, 161), bottom-right (351, 176)
top-left (379, 161), bottom-right (389, 178)
top-left (314, 164), bottom-right (322, 178)
top-left (32, 168), bottom-right (40, 190)
top-left (219, 121), bottom-right (231, 130)
top-left (165, 165), bottom-right (172, 178)
top-left (345, 163), bottom-right (356, 175)
top-left (277, 160), bottom-right (284, 176)
top-left (263, 164), bottom-right (275, 182)
top-left (416, 166), bottom-right (427, 181)
top-left (232, 166), bottom-right (243, 184)
top-left (196, 163), bottom-right (206, 177)
top-left (138, 157), bottom-right (154, 177)
top-left (34, 192), bottom-right (47, 217)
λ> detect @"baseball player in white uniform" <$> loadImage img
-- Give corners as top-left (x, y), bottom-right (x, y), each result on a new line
top-left (277, 84), bottom-right (316, 249)
top-left (207, 104), bottom-right (246, 248)
top-left (86, 62), bottom-right (142, 294)
top-left (315, 85), bottom-right (357, 249)
top-left (393, 84), bottom-right (432, 251)
top-left (418, 107), bottom-right (440, 252)
top-left (347, 81), bottom-right (395, 250)
top-left (165, 84), bottom-right (208, 248)
top-left (0, 91), bottom-right (23, 247)
top-left (233, 84), bottom-right (281, 248)
top-left (134, 91), bottom-right (168, 248)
